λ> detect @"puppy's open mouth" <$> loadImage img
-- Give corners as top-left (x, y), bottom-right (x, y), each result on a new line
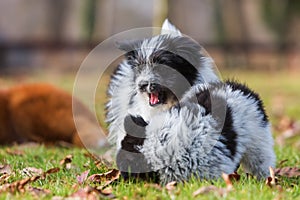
top-left (149, 92), bottom-right (161, 106)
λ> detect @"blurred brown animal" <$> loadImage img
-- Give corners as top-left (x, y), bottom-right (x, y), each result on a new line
top-left (0, 83), bottom-right (108, 148)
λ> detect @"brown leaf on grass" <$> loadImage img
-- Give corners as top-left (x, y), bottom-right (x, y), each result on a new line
top-left (165, 181), bottom-right (177, 191)
top-left (165, 181), bottom-right (180, 198)
top-left (88, 169), bottom-right (120, 189)
top-left (100, 186), bottom-right (113, 195)
top-left (27, 186), bottom-right (51, 197)
top-left (0, 164), bottom-right (13, 184)
top-left (277, 159), bottom-right (288, 168)
top-left (5, 148), bottom-right (24, 156)
top-left (84, 151), bottom-right (113, 168)
top-left (69, 185), bottom-right (116, 200)
top-left (0, 164), bottom-right (12, 175)
top-left (0, 173), bottom-right (11, 184)
top-left (193, 173), bottom-right (233, 197)
top-left (266, 167), bottom-right (277, 188)
top-left (21, 167), bottom-right (43, 177)
top-left (193, 185), bottom-right (232, 198)
top-left (222, 173), bottom-right (233, 190)
top-left (45, 167), bottom-right (60, 175)
top-left (275, 167), bottom-right (300, 177)
top-left (99, 186), bottom-right (116, 199)
top-left (193, 185), bottom-right (220, 196)
top-left (77, 170), bottom-right (90, 184)
top-left (69, 186), bottom-right (99, 200)
top-left (59, 154), bottom-right (73, 169)
top-left (0, 167), bottom-right (60, 193)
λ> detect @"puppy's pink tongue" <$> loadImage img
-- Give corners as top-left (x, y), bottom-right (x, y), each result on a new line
top-left (150, 92), bottom-right (159, 105)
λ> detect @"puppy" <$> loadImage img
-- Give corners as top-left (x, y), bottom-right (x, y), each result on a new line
top-left (106, 19), bottom-right (275, 183)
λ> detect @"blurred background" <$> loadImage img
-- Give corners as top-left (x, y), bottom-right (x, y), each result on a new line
top-left (0, 0), bottom-right (300, 73)
top-left (0, 0), bottom-right (299, 147)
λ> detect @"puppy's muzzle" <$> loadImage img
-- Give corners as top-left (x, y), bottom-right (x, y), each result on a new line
top-left (138, 81), bottom-right (159, 93)
top-left (138, 81), bottom-right (163, 106)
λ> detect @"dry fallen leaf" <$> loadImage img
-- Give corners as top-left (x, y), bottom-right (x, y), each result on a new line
top-left (0, 164), bottom-right (12, 175)
top-left (5, 148), bottom-right (24, 156)
top-left (165, 181), bottom-right (177, 191)
top-left (84, 151), bottom-right (113, 168)
top-left (277, 159), bottom-right (288, 168)
top-left (222, 173), bottom-right (233, 190)
top-left (77, 170), bottom-right (90, 185)
top-left (0, 167), bottom-right (60, 193)
top-left (69, 186), bottom-right (99, 200)
top-left (59, 154), bottom-right (73, 169)
top-left (0, 173), bottom-right (11, 184)
top-left (193, 173), bottom-right (233, 197)
top-left (99, 186), bottom-right (116, 199)
top-left (88, 169), bottom-right (120, 189)
top-left (69, 185), bottom-right (116, 200)
top-left (193, 185), bottom-right (220, 196)
top-left (45, 167), bottom-right (60, 175)
top-left (165, 181), bottom-right (179, 198)
top-left (100, 186), bottom-right (113, 195)
top-left (21, 167), bottom-right (43, 177)
top-left (266, 167), bottom-right (277, 188)
top-left (27, 186), bottom-right (51, 197)
top-left (275, 166), bottom-right (300, 178)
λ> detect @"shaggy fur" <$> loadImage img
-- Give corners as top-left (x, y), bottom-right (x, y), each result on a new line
top-left (106, 19), bottom-right (219, 150)
top-left (106, 19), bottom-right (275, 184)
top-left (0, 83), bottom-right (107, 148)
top-left (140, 81), bottom-right (275, 184)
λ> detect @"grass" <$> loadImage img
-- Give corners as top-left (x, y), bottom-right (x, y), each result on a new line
top-left (0, 145), bottom-right (299, 199)
top-left (0, 69), bottom-right (300, 199)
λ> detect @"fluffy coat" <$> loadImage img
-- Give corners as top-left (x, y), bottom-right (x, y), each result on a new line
top-left (140, 81), bottom-right (275, 184)
top-left (106, 19), bottom-right (275, 184)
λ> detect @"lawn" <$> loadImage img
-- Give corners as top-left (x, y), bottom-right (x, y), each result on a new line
top-left (0, 69), bottom-right (299, 199)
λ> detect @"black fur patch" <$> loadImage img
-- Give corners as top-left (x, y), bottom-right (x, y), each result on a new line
top-left (226, 80), bottom-right (268, 123)
top-left (194, 84), bottom-right (237, 158)
top-left (150, 50), bottom-right (198, 86)
top-left (117, 115), bottom-right (158, 182)
top-left (220, 106), bottom-right (237, 158)
top-left (130, 115), bottom-right (148, 127)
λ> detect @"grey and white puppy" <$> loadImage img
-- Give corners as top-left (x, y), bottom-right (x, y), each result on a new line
top-left (106, 19), bottom-right (275, 183)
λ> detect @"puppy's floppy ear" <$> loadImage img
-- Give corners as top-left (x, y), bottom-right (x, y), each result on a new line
top-left (161, 19), bottom-right (182, 36)
top-left (115, 39), bottom-right (142, 52)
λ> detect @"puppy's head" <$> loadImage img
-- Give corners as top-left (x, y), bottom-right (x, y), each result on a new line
top-left (117, 20), bottom-right (208, 111)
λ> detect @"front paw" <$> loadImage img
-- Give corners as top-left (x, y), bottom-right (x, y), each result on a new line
top-left (116, 148), bottom-right (158, 182)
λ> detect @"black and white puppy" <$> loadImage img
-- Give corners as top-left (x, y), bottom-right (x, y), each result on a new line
top-left (106, 19), bottom-right (275, 183)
